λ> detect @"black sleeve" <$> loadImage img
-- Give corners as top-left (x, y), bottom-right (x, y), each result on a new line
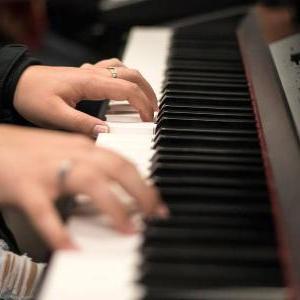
top-left (0, 44), bottom-right (41, 125)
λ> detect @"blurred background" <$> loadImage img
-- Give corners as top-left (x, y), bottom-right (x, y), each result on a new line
top-left (0, 0), bottom-right (265, 66)
top-left (0, 0), bottom-right (298, 65)
top-left (0, 0), bottom-right (297, 116)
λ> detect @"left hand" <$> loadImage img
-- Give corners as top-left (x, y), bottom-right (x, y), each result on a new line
top-left (13, 58), bottom-right (158, 137)
top-left (0, 125), bottom-right (167, 250)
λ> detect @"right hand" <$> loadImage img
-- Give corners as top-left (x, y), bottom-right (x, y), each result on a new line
top-left (13, 59), bottom-right (158, 137)
top-left (0, 125), bottom-right (168, 250)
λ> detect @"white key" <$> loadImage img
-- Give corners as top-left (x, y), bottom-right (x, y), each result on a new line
top-left (38, 215), bottom-right (144, 300)
top-left (107, 122), bottom-right (155, 135)
top-left (97, 134), bottom-right (153, 152)
top-left (96, 132), bottom-right (154, 177)
top-left (97, 133), bottom-right (153, 143)
top-left (123, 27), bottom-right (172, 98)
top-left (108, 100), bottom-right (138, 113)
top-left (106, 113), bottom-right (142, 123)
top-left (38, 252), bottom-right (144, 300)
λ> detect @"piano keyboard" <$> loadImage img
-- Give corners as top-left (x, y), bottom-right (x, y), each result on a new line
top-left (38, 14), bottom-right (286, 300)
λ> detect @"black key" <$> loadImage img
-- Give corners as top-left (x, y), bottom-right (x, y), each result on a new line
top-left (162, 201), bottom-right (271, 217)
top-left (142, 287), bottom-right (284, 300)
top-left (139, 263), bottom-right (282, 288)
top-left (168, 60), bottom-right (244, 73)
top-left (151, 152), bottom-right (262, 165)
top-left (153, 175), bottom-right (266, 190)
top-left (155, 146), bottom-right (261, 156)
top-left (154, 127), bottom-right (258, 141)
top-left (156, 110), bottom-right (254, 123)
top-left (142, 246), bottom-right (279, 267)
top-left (146, 215), bottom-right (274, 231)
top-left (153, 135), bottom-right (260, 149)
top-left (161, 92), bottom-right (251, 102)
top-left (164, 75), bottom-right (247, 84)
top-left (166, 70), bottom-right (246, 79)
top-left (156, 116), bottom-right (256, 131)
top-left (163, 81), bottom-right (248, 92)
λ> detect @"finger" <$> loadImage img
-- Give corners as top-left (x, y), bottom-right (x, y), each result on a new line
top-left (98, 67), bottom-right (158, 111)
top-left (83, 181), bottom-right (136, 234)
top-left (64, 166), bottom-right (136, 233)
top-left (94, 58), bottom-right (125, 68)
top-left (35, 97), bottom-right (109, 137)
top-left (81, 63), bottom-right (94, 69)
top-left (120, 68), bottom-right (158, 111)
top-left (82, 65), bottom-right (158, 111)
top-left (21, 188), bottom-right (76, 250)
top-left (111, 165), bottom-right (167, 217)
top-left (61, 105), bottom-right (109, 137)
top-left (80, 75), bottom-right (154, 121)
top-left (91, 148), bottom-right (168, 218)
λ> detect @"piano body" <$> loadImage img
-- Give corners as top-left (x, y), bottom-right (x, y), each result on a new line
top-left (37, 3), bottom-right (300, 300)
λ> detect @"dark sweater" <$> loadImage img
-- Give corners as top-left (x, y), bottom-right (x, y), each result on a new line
top-left (0, 44), bottom-right (41, 253)
top-left (0, 44), bottom-right (40, 125)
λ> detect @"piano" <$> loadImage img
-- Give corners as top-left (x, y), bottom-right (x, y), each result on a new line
top-left (37, 3), bottom-right (300, 300)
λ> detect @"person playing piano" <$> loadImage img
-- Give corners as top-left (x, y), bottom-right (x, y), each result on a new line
top-left (0, 44), bottom-right (167, 299)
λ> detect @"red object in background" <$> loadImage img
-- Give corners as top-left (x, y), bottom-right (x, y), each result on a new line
top-left (0, 0), bottom-right (47, 49)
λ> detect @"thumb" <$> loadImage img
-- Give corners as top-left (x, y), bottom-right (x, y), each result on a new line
top-left (63, 105), bottom-right (109, 137)
top-left (42, 99), bottom-right (109, 137)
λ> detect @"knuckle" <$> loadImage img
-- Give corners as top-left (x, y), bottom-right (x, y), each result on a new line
top-left (97, 59), bottom-right (108, 65)
top-left (81, 168), bottom-right (99, 185)
top-left (131, 69), bottom-right (141, 78)
top-left (127, 69), bottom-right (141, 82)
top-left (111, 58), bottom-right (122, 65)
top-left (126, 82), bottom-right (140, 94)
top-left (81, 63), bottom-right (92, 69)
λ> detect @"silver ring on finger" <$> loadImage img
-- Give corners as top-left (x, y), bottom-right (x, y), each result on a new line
top-left (107, 67), bottom-right (118, 79)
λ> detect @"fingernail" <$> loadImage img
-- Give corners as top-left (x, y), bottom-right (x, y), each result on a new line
top-left (93, 124), bottom-right (109, 137)
top-left (156, 205), bottom-right (170, 219)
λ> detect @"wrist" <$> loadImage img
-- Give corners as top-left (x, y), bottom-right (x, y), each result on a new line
top-left (0, 45), bottom-right (41, 125)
